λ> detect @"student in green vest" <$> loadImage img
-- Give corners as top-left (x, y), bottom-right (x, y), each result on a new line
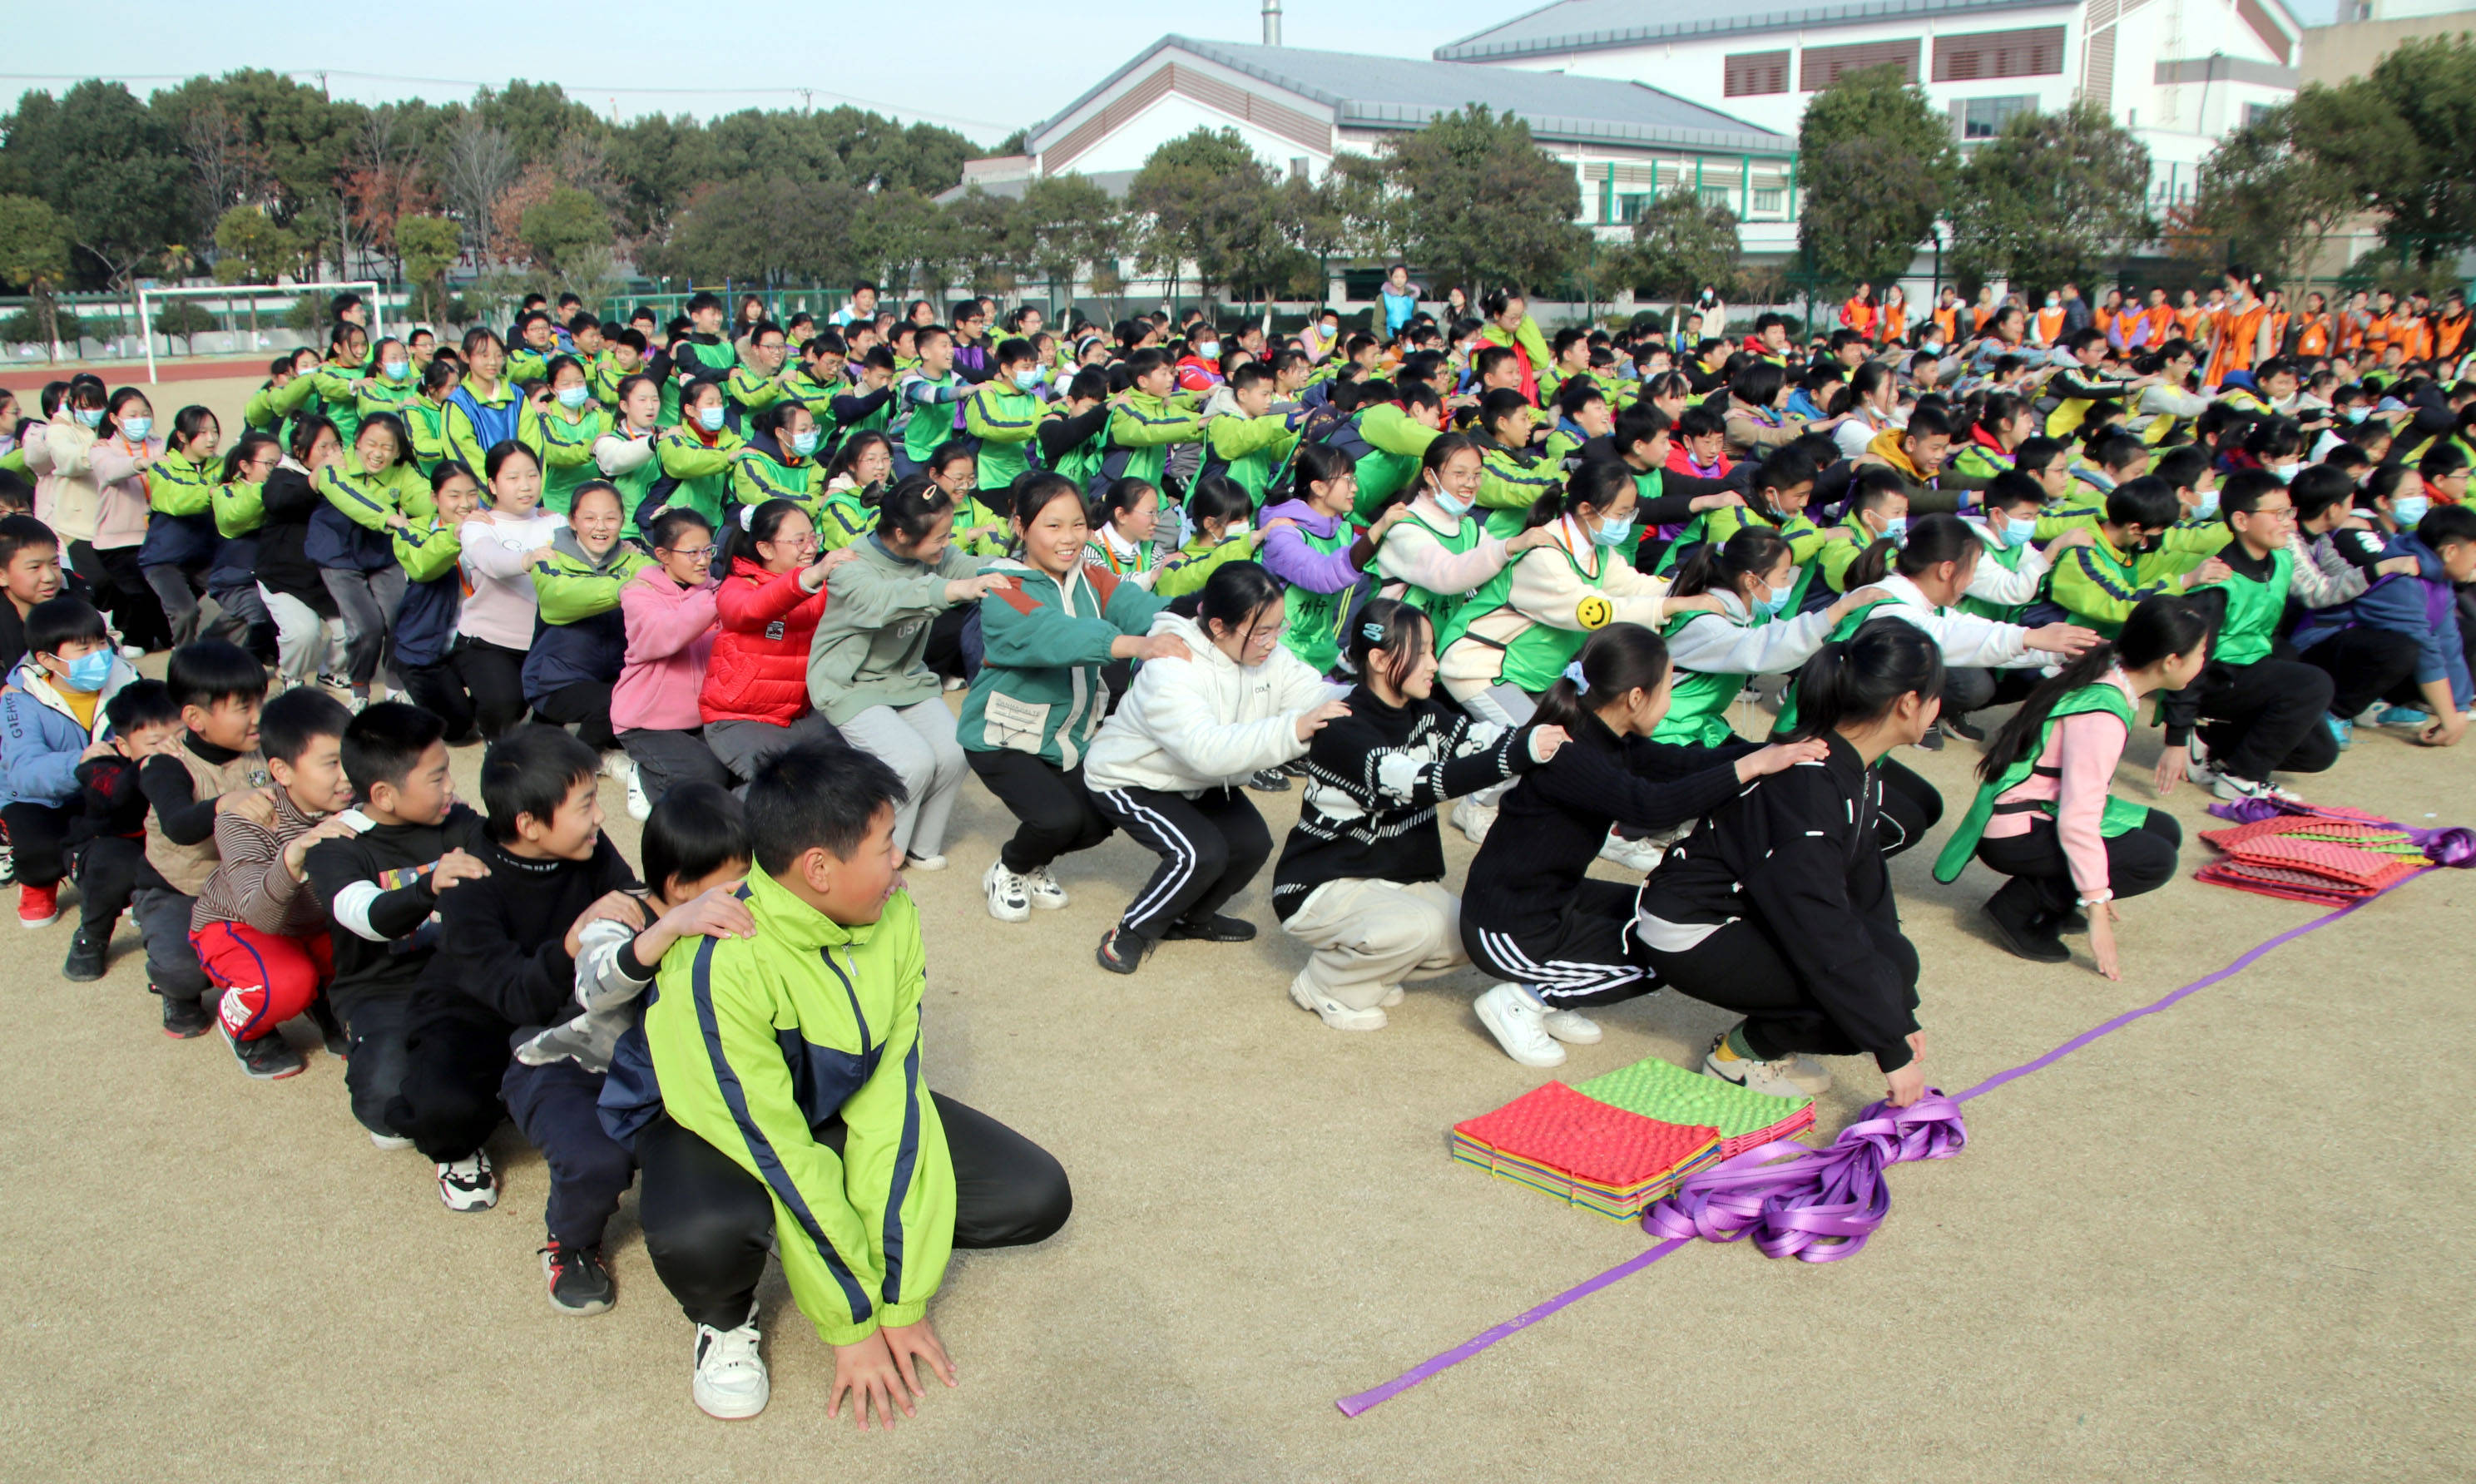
top-left (1153, 475), bottom-right (1285, 599)
top-left (243, 351), bottom-right (318, 436)
top-left (1935, 596), bottom-right (2208, 973)
top-left (1037, 368), bottom-right (1112, 493)
top-left (725, 322), bottom-right (790, 429)
top-left (1651, 526), bottom-right (1892, 750)
top-left (532, 356), bottom-right (612, 515)
top-left (668, 292), bottom-right (738, 388)
top-left (308, 321), bottom-right (373, 444)
top-left (1201, 361), bottom-right (1305, 508)
top-left (2157, 473), bottom-right (2341, 804)
top-left (894, 324), bottom-right (971, 476)
top-left (504, 310), bottom-right (558, 384)
top-left (1256, 443), bottom-right (1412, 678)
top-left (1468, 388), bottom-right (1578, 539)
top-left (656, 378), bottom-right (750, 528)
top-left (1690, 446), bottom-right (1838, 604)
top-left (2048, 477), bottom-right (2229, 637)
top-left (592, 373), bottom-right (665, 535)
top-left (730, 402), bottom-right (824, 515)
top-left (1369, 433), bottom-right (1557, 631)
top-left (1816, 471), bottom-right (1909, 596)
top-left (962, 338), bottom-right (1044, 492)
top-left (1100, 347), bottom-right (1209, 491)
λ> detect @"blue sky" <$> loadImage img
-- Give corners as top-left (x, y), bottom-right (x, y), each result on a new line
top-left (0, 0), bottom-right (1550, 148)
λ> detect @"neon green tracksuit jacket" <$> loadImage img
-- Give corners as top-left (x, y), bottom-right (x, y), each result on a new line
top-left (642, 871), bottom-right (953, 1346)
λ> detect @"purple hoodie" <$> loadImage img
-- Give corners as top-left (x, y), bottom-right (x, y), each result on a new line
top-left (1256, 497), bottom-right (1363, 596)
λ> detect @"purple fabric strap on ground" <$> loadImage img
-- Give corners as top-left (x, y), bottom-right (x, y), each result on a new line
top-left (1640, 1095), bottom-right (1967, 1262)
top-left (1334, 878), bottom-right (2411, 1417)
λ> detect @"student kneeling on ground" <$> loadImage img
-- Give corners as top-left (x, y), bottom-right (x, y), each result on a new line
top-left (611, 743), bottom-right (1072, 1425)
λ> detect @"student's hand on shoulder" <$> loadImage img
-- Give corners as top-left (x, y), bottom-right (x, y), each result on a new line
top-left (1820, 526), bottom-right (1856, 543)
top-left (565, 889), bottom-right (649, 960)
top-left (878, 1318), bottom-right (957, 1401)
top-left (1133, 632), bottom-right (1190, 663)
top-left (1737, 739), bottom-right (1828, 779)
top-left (523, 546), bottom-right (557, 567)
top-left (430, 848), bottom-right (490, 892)
top-left (78, 737), bottom-right (116, 762)
top-left (2376, 555), bottom-right (2420, 577)
top-left (1691, 492), bottom-right (1745, 512)
top-left (1295, 698), bottom-right (1351, 741)
top-left (1524, 724), bottom-right (1571, 762)
top-left (1830, 586), bottom-right (1891, 620)
top-left (219, 788), bottom-right (276, 825)
top-left (658, 882), bottom-right (757, 943)
top-left (829, 1330), bottom-right (913, 1431)
top-left (945, 572), bottom-right (1014, 603)
top-left (2046, 526), bottom-right (2095, 551)
top-left (2185, 557), bottom-right (2233, 588)
top-left (1507, 523), bottom-right (1559, 552)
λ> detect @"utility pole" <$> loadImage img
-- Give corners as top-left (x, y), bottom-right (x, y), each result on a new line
top-left (799, 88), bottom-right (813, 114)
top-left (314, 70), bottom-right (329, 101)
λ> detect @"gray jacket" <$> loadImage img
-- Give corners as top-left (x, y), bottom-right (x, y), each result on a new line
top-left (807, 533), bottom-right (991, 723)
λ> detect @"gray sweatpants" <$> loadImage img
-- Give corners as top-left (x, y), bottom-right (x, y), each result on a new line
top-left (838, 699), bottom-right (967, 858)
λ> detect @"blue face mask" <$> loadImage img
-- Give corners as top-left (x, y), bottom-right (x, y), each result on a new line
top-left (2342, 408), bottom-right (2369, 424)
top-left (1013, 369), bottom-right (1041, 392)
top-left (790, 429), bottom-right (820, 458)
top-left (696, 405), bottom-right (725, 432)
top-left (1432, 486), bottom-right (1472, 519)
top-left (557, 385), bottom-right (590, 409)
top-left (120, 417), bottom-right (152, 442)
top-left (2192, 489), bottom-right (2221, 519)
top-left (1996, 517), bottom-right (2034, 548)
top-left (1590, 516), bottom-right (1635, 549)
top-left (1877, 514), bottom-right (1909, 542)
top-left (59, 649), bottom-right (112, 692)
top-left (2392, 494), bottom-right (2430, 527)
top-left (1754, 580), bottom-right (1796, 616)
top-left (383, 359), bottom-right (410, 381)
top-left (73, 408), bottom-right (102, 429)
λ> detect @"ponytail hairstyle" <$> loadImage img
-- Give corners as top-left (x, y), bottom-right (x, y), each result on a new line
top-left (823, 430), bottom-right (894, 506)
top-left (423, 355), bottom-right (463, 398)
top-left (220, 428), bottom-right (281, 484)
top-left (1530, 621), bottom-right (1671, 735)
top-left (1524, 456), bottom-right (1631, 531)
top-left (1285, 442), bottom-right (1355, 507)
top-left (1846, 508), bottom-right (1978, 589)
top-left (1196, 559), bottom-right (1286, 647)
top-left (170, 403), bottom-right (218, 458)
top-left (877, 474), bottom-right (955, 542)
top-left (719, 497), bottom-right (808, 571)
top-left (1977, 594), bottom-right (2211, 784)
top-left (1785, 617), bottom-right (1944, 743)
top-left (1668, 525), bottom-right (1792, 600)
top-left (1347, 596), bottom-right (1434, 695)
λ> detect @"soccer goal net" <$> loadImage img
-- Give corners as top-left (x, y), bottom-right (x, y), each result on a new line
top-left (134, 280), bottom-right (384, 383)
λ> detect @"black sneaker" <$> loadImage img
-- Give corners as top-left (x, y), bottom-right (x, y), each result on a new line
top-left (1912, 725), bottom-right (1946, 751)
top-left (1943, 715), bottom-right (1986, 743)
top-left (62, 928), bottom-right (107, 982)
top-left (1095, 925), bottom-right (1149, 976)
top-left (1984, 895), bottom-right (2070, 964)
top-left (307, 996), bottom-right (349, 1057)
top-left (542, 1241), bottom-right (615, 1316)
top-left (223, 1024), bottom-right (307, 1080)
top-left (161, 992), bottom-right (212, 1039)
top-left (1246, 767), bottom-right (1290, 792)
top-left (2050, 905), bottom-right (2090, 935)
top-left (1161, 913), bottom-right (1255, 942)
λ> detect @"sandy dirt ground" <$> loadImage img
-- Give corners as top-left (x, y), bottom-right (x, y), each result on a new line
top-left (0, 378), bottom-right (2467, 1481)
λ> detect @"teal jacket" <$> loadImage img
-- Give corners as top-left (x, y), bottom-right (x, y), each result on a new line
top-left (960, 558), bottom-right (1170, 769)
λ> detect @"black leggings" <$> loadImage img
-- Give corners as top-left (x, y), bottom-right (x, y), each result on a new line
top-left (1874, 758), bottom-right (1943, 858)
top-left (398, 660), bottom-right (479, 744)
top-left (448, 639), bottom-right (530, 741)
top-left (1087, 783), bottom-right (1272, 939)
top-left (967, 749), bottom-right (1114, 874)
top-left (1646, 913), bottom-right (1920, 1064)
top-left (384, 997), bottom-right (510, 1163)
top-left (2, 801), bottom-right (71, 888)
top-left (1973, 809), bottom-right (2182, 918)
top-left (2299, 626), bottom-right (2423, 720)
top-left (636, 1096), bottom-right (1072, 1329)
top-left (530, 678), bottom-right (618, 752)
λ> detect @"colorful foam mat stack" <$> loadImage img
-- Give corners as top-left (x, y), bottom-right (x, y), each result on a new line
top-left (1451, 1058), bottom-right (1815, 1221)
top-left (2197, 811), bottom-right (2429, 907)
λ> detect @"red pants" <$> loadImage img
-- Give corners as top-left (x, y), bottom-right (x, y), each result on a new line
top-left (193, 922), bottom-right (333, 1041)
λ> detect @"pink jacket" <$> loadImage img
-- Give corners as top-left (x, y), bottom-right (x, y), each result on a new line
top-left (85, 434), bottom-right (159, 550)
top-left (612, 567), bottom-right (719, 733)
top-left (1983, 670), bottom-right (2134, 901)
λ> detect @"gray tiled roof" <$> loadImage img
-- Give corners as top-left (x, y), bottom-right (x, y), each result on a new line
top-left (1035, 34), bottom-right (1792, 155)
top-left (1435, 0), bottom-right (2072, 61)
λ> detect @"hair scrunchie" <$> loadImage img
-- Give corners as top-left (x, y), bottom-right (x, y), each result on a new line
top-left (1361, 621), bottom-right (1386, 643)
top-left (1563, 659), bottom-right (1588, 695)
top-left (740, 504), bottom-right (757, 532)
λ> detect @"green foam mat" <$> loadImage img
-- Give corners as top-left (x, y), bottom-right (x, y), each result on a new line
top-left (1575, 1056), bottom-right (1814, 1147)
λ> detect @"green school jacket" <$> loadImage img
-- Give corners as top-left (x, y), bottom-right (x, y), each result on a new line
top-left (897, 371), bottom-right (966, 466)
top-left (143, 450), bottom-right (217, 518)
top-left (1206, 411), bottom-right (1304, 507)
top-left (655, 426), bottom-right (747, 528)
top-left (641, 871), bottom-right (953, 1346)
top-left (2049, 532), bottom-right (2177, 636)
top-left (394, 517), bottom-right (463, 583)
top-left (1153, 532), bottom-right (1257, 598)
top-left (531, 539), bottom-right (655, 624)
top-left (731, 449), bottom-right (821, 512)
top-left (962, 381), bottom-right (1042, 488)
top-left (315, 454), bottom-right (433, 534)
top-left (532, 403), bottom-right (611, 514)
top-left (1474, 434), bottom-right (1574, 538)
top-left (1103, 390), bottom-right (1207, 484)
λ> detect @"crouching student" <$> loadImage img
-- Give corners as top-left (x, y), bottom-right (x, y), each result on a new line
top-left (389, 727), bottom-right (637, 1214)
top-left (701, 500), bottom-right (854, 785)
top-left (1935, 596), bottom-right (2207, 974)
top-left (1459, 623), bottom-right (1820, 1069)
top-left (509, 783), bottom-right (755, 1316)
top-left (189, 687), bottom-right (360, 1081)
top-left (1271, 599), bottom-right (1565, 1030)
top-left (2292, 502), bottom-right (2476, 747)
top-left (141, 641), bottom-right (269, 1036)
top-left (2, 596), bottom-right (138, 929)
top-left (389, 462), bottom-right (484, 744)
top-left (963, 473), bottom-right (1182, 923)
top-left (1082, 562), bottom-right (1343, 975)
top-left (524, 481), bottom-right (651, 757)
top-left (1636, 621), bottom-right (1941, 1105)
top-left (615, 508), bottom-right (731, 809)
top-left (62, 680), bottom-right (181, 981)
top-left (304, 703), bottom-right (490, 1150)
top-left (615, 744), bottom-right (1072, 1423)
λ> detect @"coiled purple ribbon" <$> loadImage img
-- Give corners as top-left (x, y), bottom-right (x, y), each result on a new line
top-left (1641, 1094), bottom-right (1967, 1262)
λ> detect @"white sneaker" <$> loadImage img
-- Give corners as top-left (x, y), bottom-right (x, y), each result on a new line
top-left (2182, 737), bottom-right (2224, 790)
top-left (905, 852), bottom-right (948, 872)
top-left (1540, 1008), bottom-right (1602, 1045)
top-left (369, 1129), bottom-right (414, 1151)
top-left (942, 675), bottom-right (968, 692)
top-left (1022, 863), bottom-right (1069, 910)
top-left (1701, 1038), bottom-right (1811, 1099)
top-left (624, 765), bottom-right (652, 823)
top-left (118, 644), bottom-right (145, 660)
top-left (1596, 830), bottom-right (1665, 874)
top-left (1452, 797), bottom-right (1497, 844)
top-left (691, 1308), bottom-right (770, 1421)
top-left (1473, 982), bottom-right (1564, 1067)
top-left (1288, 972), bottom-right (1386, 1031)
top-left (982, 858), bottom-right (1030, 923)
top-left (437, 1151), bottom-right (499, 1211)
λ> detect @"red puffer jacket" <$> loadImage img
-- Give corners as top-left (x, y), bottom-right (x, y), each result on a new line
top-left (699, 556), bottom-right (828, 726)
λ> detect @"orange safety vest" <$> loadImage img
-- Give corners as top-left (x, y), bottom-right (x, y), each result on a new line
top-left (1932, 305), bottom-right (1959, 342)
top-left (2436, 311), bottom-right (2471, 361)
top-left (1840, 298), bottom-right (1876, 336)
top-left (2365, 312), bottom-right (2398, 352)
top-left (2268, 309), bottom-right (2290, 353)
top-left (1878, 302), bottom-right (1907, 343)
top-left (2295, 314), bottom-right (2330, 358)
top-left (2206, 298), bottom-right (2269, 389)
top-left (1972, 304), bottom-right (1997, 333)
top-left (2399, 314), bottom-right (2434, 363)
top-left (2145, 305), bottom-right (2178, 346)
top-left (2340, 311), bottom-right (2369, 354)
top-left (2033, 306), bottom-right (2065, 344)
top-left (2173, 307), bottom-right (2203, 341)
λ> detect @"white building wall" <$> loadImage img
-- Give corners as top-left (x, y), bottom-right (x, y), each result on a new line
top-left (1045, 93), bottom-right (1330, 178)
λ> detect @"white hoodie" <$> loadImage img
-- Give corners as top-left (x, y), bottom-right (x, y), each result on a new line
top-left (1082, 611), bottom-right (1341, 796)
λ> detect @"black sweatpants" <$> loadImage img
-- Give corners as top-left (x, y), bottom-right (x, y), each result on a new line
top-left (338, 992), bottom-right (417, 1141)
top-left (2192, 654), bottom-right (2338, 784)
top-left (530, 678), bottom-right (617, 752)
top-left (1463, 878), bottom-right (1648, 1009)
top-left (503, 1058), bottom-right (635, 1249)
top-left (1088, 783), bottom-right (1272, 939)
top-left (398, 660), bottom-right (478, 744)
top-left (1646, 913), bottom-right (1919, 1064)
top-left (448, 639), bottom-right (529, 741)
top-left (635, 1096), bottom-right (1072, 1329)
top-left (1973, 809), bottom-right (2182, 918)
top-left (968, 749), bottom-right (1113, 874)
top-left (2, 800), bottom-right (71, 888)
top-left (2299, 627), bottom-right (2423, 721)
top-left (74, 834), bottom-right (149, 937)
top-left (1942, 665), bottom-right (2038, 721)
top-left (1874, 758), bottom-right (1944, 858)
top-left (72, 541), bottom-right (171, 653)
top-left (385, 996), bottom-right (511, 1164)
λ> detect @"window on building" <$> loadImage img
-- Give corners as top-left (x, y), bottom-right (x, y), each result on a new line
top-left (1725, 50), bottom-right (1791, 96)
top-left (1751, 186), bottom-right (1786, 214)
top-left (1800, 39), bottom-right (1920, 91)
top-left (1617, 192), bottom-right (1652, 225)
top-left (1959, 95), bottom-right (2036, 140)
top-left (1700, 186), bottom-right (1734, 210)
top-left (1933, 27), bottom-right (2066, 82)
top-left (2244, 101), bottom-right (2274, 127)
